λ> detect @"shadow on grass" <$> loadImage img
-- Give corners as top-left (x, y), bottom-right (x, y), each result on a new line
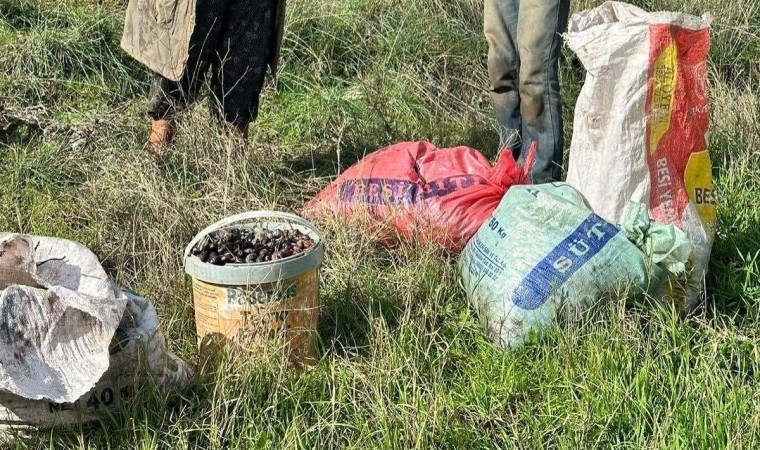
top-left (462, 123), bottom-right (501, 157)
top-left (0, 122), bottom-right (42, 146)
top-left (0, 1), bottom-right (68, 30)
top-left (316, 280), bottom-right (402, 358)
top-left (706, 220), bottom-right (760, 321)
top-left (284, 143), bottom-right (367, 179)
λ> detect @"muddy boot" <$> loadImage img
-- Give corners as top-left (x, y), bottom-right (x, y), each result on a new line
top-left (149, 119), bottom-right (174, 160)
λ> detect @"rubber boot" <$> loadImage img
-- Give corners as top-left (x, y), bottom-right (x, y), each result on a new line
top-left (149, 119), bottom-right (174, 160)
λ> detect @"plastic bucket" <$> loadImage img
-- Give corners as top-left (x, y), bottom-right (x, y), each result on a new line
top-left (183, 211), bottom-right (324, 365)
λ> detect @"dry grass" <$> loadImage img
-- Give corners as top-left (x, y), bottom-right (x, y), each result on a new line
top-left (0, 0), bottom-right (759, 448)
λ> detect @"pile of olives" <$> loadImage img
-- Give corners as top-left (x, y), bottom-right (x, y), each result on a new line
top-left (190, 227), bottom-right (315, 265)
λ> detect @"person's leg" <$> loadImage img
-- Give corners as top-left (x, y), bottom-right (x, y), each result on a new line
top-left (144, 0), bottom-right (227, 155)
top-left (516, 0), bottom-right (570, 183)
top-left (147, 74), bottom-right (181, 154)
top-left (208, 0), bottom-right (280, 137)
top-left (485, 0), bottom-right (522, 158)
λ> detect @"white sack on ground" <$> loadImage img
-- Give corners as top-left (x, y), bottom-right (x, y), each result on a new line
top-left (0, 234), bottom-right (127, 404)
top-left (0, 289), bottom-right (192, 430)
top-left (564, 2), bottom-right (715, 310)
top-left (0, 233), bottom-right (191, 431)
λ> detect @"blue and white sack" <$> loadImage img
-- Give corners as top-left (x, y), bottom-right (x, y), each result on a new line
top-left (460, 183), bottom-right (691, 348)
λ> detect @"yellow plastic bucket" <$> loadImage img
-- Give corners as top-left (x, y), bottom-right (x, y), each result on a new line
top-left (183, 212), bottom-right (323, 365)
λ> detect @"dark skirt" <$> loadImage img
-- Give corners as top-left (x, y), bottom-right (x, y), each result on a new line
top-left (147, 0), bottom-right (280, 127)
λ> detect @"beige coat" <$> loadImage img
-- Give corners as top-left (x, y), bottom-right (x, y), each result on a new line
top-left (121, 0), bottom-right (286, 82)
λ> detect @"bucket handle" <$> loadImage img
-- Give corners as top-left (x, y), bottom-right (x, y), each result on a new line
top-left (183, 211), bottom-right (323, 260)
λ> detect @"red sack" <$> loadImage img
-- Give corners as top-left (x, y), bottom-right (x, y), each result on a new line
top-left (303, 141), bottom-right (534, 253)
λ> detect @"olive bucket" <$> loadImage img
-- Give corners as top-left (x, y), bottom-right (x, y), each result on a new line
top-left (183, 211), bottom-right (324, 366)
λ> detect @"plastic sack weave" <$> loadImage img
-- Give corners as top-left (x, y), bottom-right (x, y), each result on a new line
top-left (304, 141), bottom-right (533, 253)
top-left (0, 234), bottom-right (191, 432)
top-left (459, 183), bottom-right (691, 348)
top-left (564, 2), bottom-right (715, 310)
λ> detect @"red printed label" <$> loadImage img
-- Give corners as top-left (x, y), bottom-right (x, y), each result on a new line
top-left (645, 24), bottom-right (711, 229)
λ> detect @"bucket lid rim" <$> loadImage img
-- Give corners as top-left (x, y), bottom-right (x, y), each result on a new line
top-left (184, 211), bottom-right (324, 262)
top-left (184, 241), bottom-right (324, 285)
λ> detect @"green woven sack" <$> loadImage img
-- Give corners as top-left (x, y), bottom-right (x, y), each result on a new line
top-left (460, 183), bottom-right (691, 348)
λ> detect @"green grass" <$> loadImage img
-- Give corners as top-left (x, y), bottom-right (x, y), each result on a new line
top-left (0, 0), bottom-right (759, 448)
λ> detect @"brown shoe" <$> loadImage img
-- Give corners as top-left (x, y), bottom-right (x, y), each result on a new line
top-left (149, 119), bottom-right (174, 160)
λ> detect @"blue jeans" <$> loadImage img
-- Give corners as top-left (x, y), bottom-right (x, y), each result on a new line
top-left (485, 0), bottom-right (570, 183)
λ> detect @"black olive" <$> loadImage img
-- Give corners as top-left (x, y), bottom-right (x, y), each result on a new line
top-left (196, 225), bottom-right (313, 265)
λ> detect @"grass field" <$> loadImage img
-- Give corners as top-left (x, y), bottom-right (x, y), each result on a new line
top-left (0, 0), bottom-right (759, 448)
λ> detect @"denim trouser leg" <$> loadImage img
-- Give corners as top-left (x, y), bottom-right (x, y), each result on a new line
top-left (517, 0), bottom-right (570, 183)
top-left (484, 0), bottom-right (522, 159)
top-left (485, 0), bottom-right (570, 183)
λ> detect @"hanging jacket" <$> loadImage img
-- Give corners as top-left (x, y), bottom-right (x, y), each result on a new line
top-left (120, 0), bottom-right (286, 81)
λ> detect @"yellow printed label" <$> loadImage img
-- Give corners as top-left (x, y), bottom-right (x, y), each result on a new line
top-left (684, 150), bottom-right (716, 230)
top-left (649, 41), bottom-right (678, 154)
top-left (192, 278), bottom-right (225, 336)
top-left (191, 270), bottom-right (320, 365)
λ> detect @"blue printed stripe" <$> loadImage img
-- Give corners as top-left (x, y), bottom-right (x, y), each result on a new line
top-left (338, 175), bottom-right (486, 206)
top-left (511, 214), bottom-right (620, 311)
